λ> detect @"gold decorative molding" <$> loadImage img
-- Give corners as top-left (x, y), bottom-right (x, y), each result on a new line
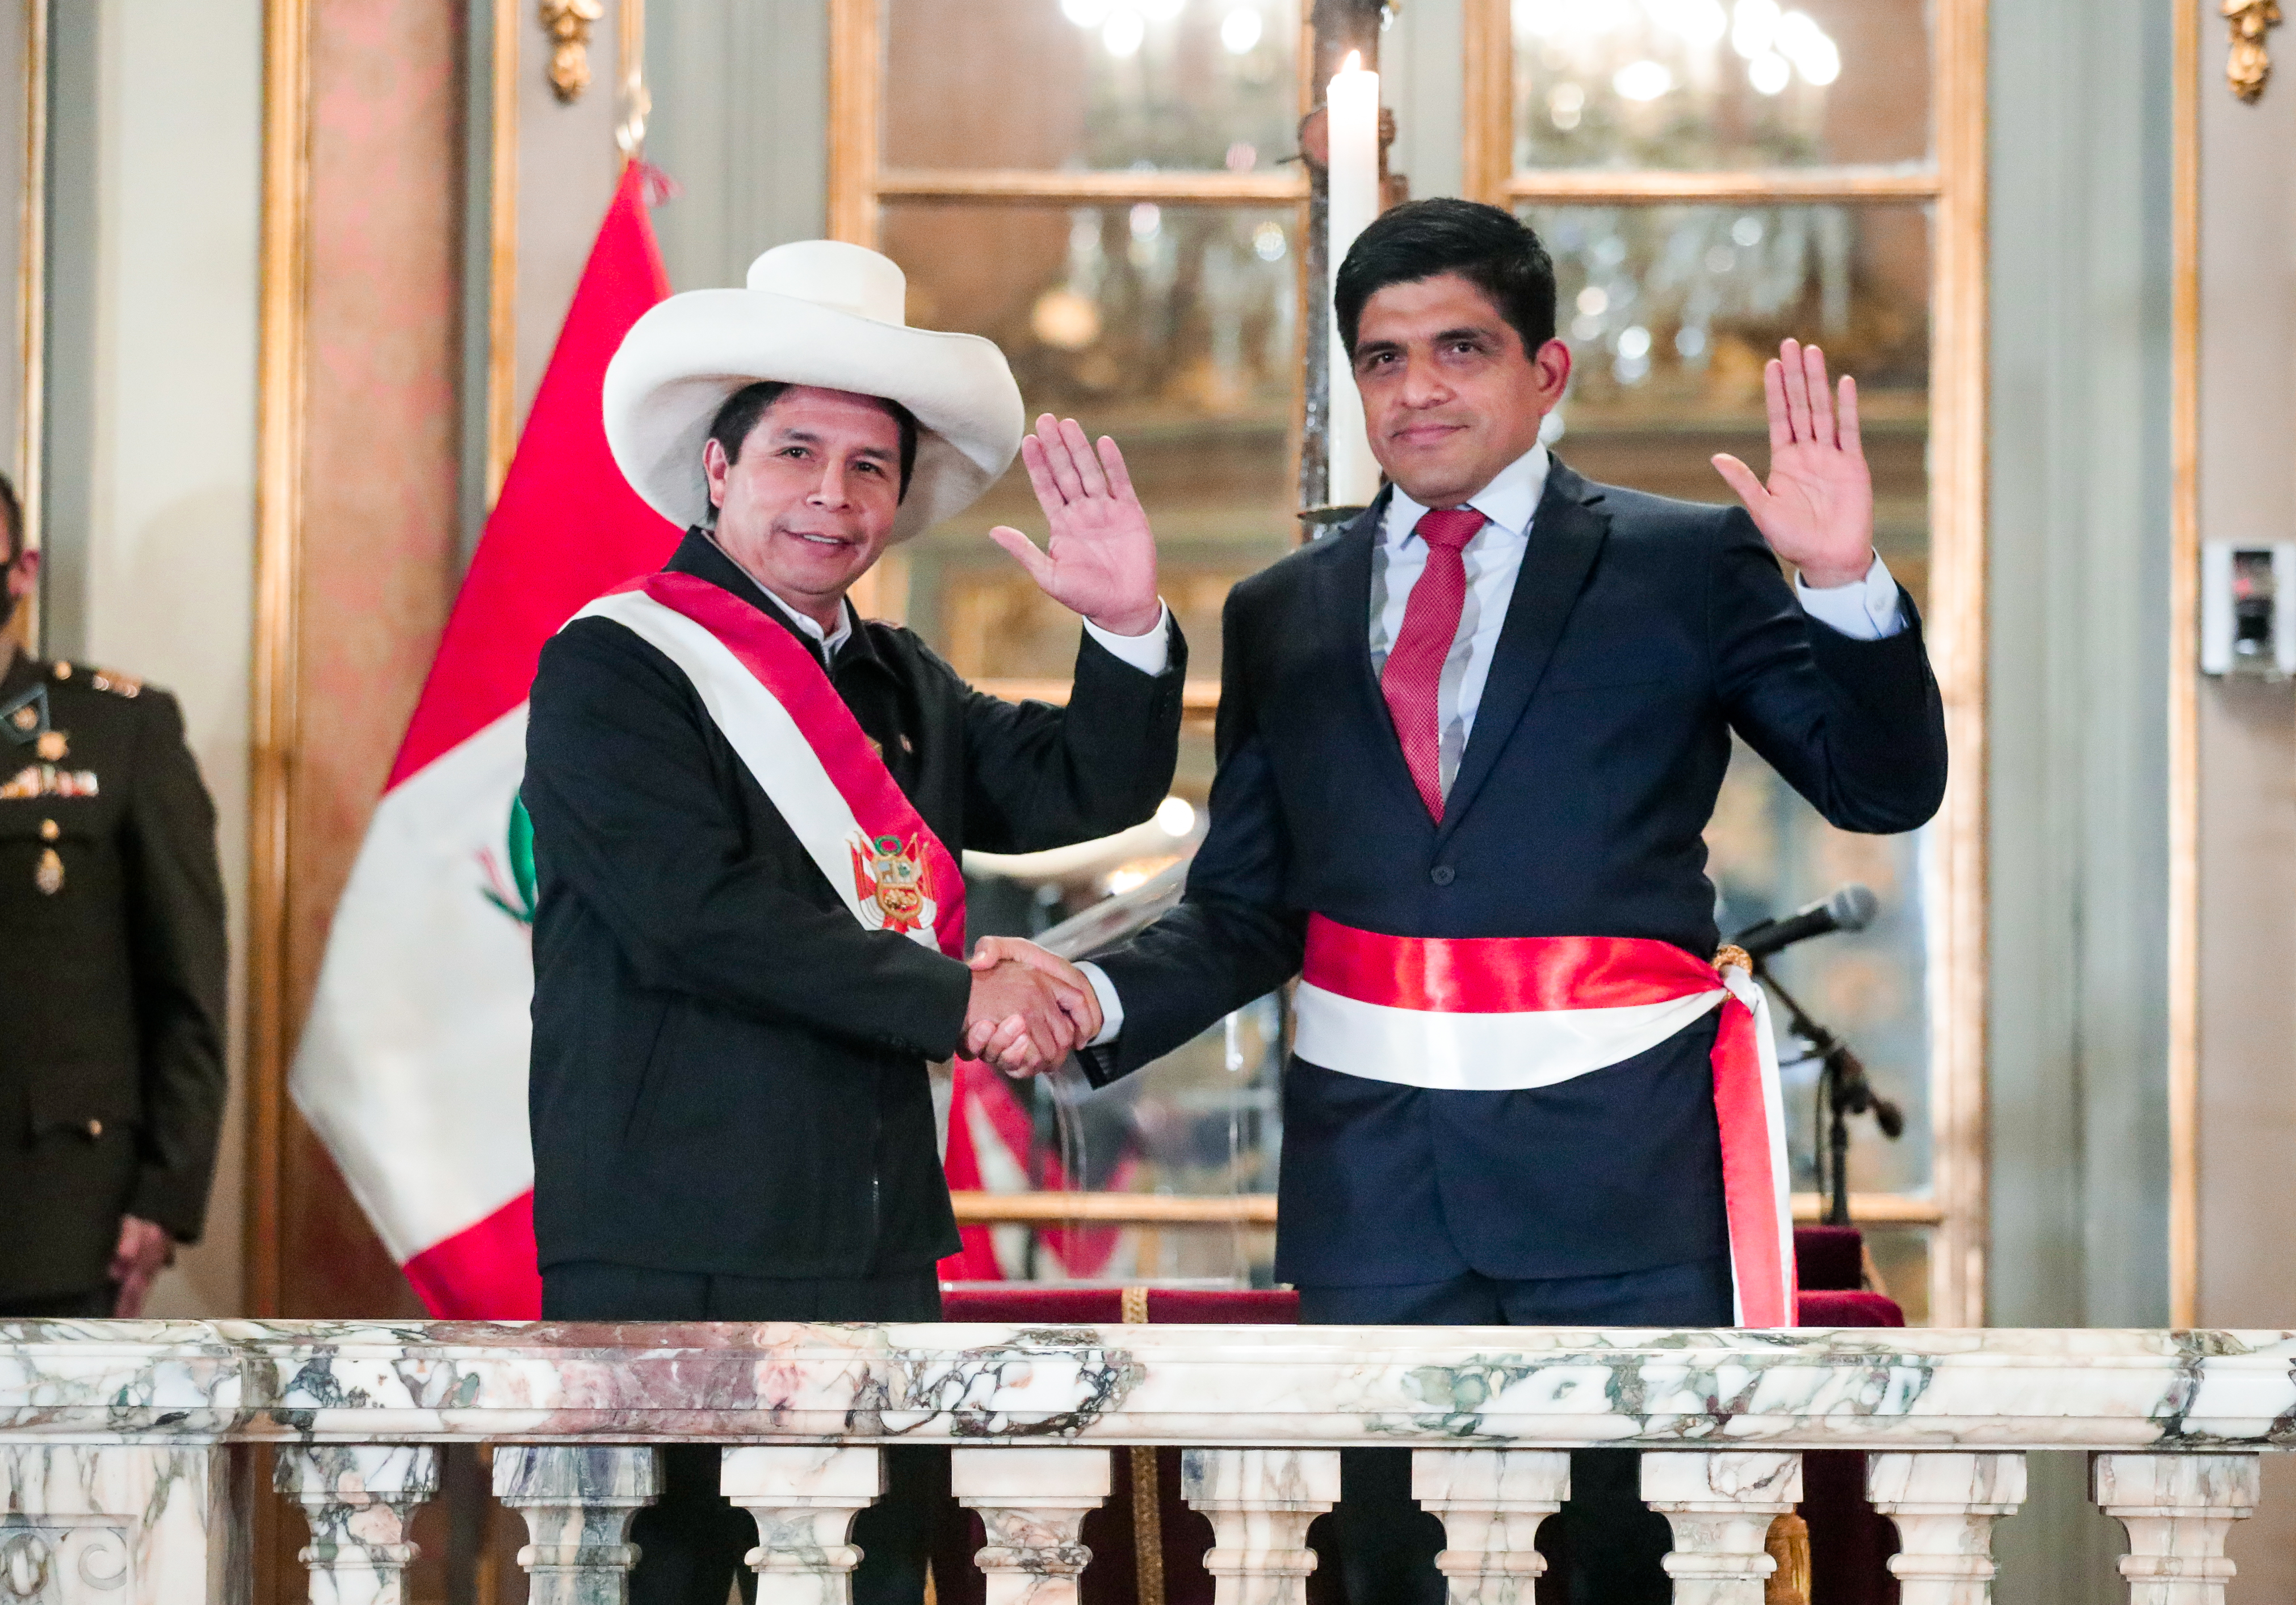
top-left (1925, 0), bottom-right (1991, 1330)
top-left (2224, 0), bottom-right (2281, 102)
top-left (615, 0), bottom-right (648, 159)
top-left (945, 1189), bottom-right (1946, 1227)
top-left (1506, 166), bottom-right (1944, 205)
top-left (14, 0), bottom-right (47, 654)
top-left (540, 0), bottom-right (603, 102)
top-left (825, 0), bottom-right (882, 245)
top-left (1460, 0), bottom-right (1512, 206)
top-left (874, 167), bottom-right (1307, 206)
top-left (486, 0), bottom-right (518, 501)
top-left (2171, 0), bottom-right (2204, 1330)
top-left (250, 0), bottom-right (314, 1324)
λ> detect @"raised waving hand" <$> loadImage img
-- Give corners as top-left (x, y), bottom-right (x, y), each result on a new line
top-left (989, 414), bottom-right (1163, 638)
top-left (1710, 339), bottom-right (1875, 589)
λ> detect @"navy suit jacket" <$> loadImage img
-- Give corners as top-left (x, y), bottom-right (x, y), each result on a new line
top-left (1085, 460), bottom-right (1947, 1286)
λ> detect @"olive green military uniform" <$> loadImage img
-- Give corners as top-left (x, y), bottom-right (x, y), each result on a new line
top-left (0, 648), bottom-right (226, 1313)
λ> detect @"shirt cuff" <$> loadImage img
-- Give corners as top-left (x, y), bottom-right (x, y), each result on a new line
top-left (1077, 961), bottom-right (1125, 1046)
top-left (1795, 553), bottom-right (1906, 641)
top-left (1081, 601), bottom-right (1173, 676)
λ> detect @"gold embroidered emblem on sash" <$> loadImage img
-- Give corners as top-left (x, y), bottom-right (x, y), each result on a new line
top-left (849, 832), bottom-right (935, 936)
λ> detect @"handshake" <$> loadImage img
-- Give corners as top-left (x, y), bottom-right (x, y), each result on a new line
top-left (962, 936), bottom-right (1101, 1076)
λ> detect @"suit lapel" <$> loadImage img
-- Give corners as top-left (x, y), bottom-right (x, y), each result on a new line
top-left (1436, 462), bottom-right (1610, 842)
top-left (1312, 489), bottom-right (1426, 814)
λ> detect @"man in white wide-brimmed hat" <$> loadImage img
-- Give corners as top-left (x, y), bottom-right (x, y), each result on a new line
top-left (519, 240), bottom-right (1185, 1605)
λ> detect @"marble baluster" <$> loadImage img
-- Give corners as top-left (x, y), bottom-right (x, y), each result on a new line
top-left (1412, 1448), bottom-right (1568, 1604)
top-left (274, 1445), bottom-right (439, 1605)
top-left (2091, 1453), bottom-right (2260, 1605)
top-left (1865, 1453), bottom-right (2025, 1604)
top-left (0, 1443), bottom-right (237, 1605)
top-left (491, 1447), bottom-right (660, 1605)
top-left (1640, 1451), bottom-right (1803, 1605)
top-left (950, 1447), bottom-right (1113, 1605)
top-left (1181, 1448), bottom-right (1340, 1605)
top-left (721, 1445), bottom-right (884, 1605)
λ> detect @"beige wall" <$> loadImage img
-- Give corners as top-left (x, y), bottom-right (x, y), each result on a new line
top-left (511, 0), bottom-right (629, 428)
top-left (38, 0), bottom-right (265, 1318)
top-left (2194, 25), bottom-right (2296, 1598)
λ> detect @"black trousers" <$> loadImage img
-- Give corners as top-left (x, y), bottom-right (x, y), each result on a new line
top-left (541, 1260), bottom-right (942, 1605)
top-left (1296, 1258), bottom-right (1735, 1605)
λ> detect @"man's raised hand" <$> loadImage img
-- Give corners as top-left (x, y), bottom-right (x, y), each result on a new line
top-left (1710, 339), bottom-right (1875, 589)
top-left (989, 414), bottom-right (1162, 638)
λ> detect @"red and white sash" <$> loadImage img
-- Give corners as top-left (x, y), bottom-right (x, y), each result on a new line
top-left (573, 572), bottom-right (967, 961)
top-left (1294, 915), bottom-right (1797, 1326)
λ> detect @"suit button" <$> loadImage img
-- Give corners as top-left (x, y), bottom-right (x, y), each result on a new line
top-left (39, 819), bottom-right (58, 841)
top-left (1430, 865), bottom-right (1455, 886)
top-left (85, 1118), bottom-right (103, 1139)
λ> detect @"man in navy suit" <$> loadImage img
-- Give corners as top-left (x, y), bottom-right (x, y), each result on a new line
top-left (973, 198), bottom-right (1946, 1602)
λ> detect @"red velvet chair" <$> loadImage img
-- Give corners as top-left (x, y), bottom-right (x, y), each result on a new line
top-left (930, 1227), bottom-right (1904, 1604)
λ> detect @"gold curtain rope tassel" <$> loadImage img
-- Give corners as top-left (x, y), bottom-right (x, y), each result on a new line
top-left (1120, 1287), bottom-right (1166, 1605)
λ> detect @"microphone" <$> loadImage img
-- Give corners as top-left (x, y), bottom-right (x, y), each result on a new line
top-left (1732, 883), bottom-right (1878, 962)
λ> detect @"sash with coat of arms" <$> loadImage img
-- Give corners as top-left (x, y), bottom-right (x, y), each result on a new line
top-left (570, 572), bottom-right (967, 959)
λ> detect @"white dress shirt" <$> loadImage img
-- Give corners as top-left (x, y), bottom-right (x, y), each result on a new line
top-left (753, 562), bottom-right (1174, 678)
top-left (1080, 447), bottom-right (1903, 1042)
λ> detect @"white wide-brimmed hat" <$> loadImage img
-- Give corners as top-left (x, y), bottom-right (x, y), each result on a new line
top-left (603, 240), bottom-right (1026, 542)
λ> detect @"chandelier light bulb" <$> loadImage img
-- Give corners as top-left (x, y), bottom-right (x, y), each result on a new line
top-left (1061, 0), bottom-right (1114, 27)
top-left (1220, 6), bottom-right (1262, 52)
top-left (1730, 0), bottom-right (1781, 60)
top-left (1748, 49), bottom-right (1791, 94)
top-left (1103, 9), bottom-right (1147, 55)
top-left (1775, 11), bottom-right (1841, 85)
top-left (1613, 59), bottom-right (1675, 100)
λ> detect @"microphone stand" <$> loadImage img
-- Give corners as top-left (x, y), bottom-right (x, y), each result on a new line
top-left (1748, 956), bottom-right (1903, 1226)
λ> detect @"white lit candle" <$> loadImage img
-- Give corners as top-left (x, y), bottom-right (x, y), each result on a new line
top-left (1325, 49), bottom-right (1383, 508)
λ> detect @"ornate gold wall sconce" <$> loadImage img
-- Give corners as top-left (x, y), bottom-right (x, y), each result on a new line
top-left (2225, 0), bottom-right (2282, 102)
top-left (540, 0), bottom-right (605, 102)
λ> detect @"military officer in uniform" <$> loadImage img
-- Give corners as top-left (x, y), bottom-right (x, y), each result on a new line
top-left (0, 474), bottom-right (228, 1318)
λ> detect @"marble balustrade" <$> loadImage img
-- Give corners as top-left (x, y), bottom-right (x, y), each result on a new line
top-left (1, 1320), bottom-right (2291, 1604)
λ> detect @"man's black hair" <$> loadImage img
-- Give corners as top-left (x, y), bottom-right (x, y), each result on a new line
top-left (0, 471), bottom-right (19, 567)
top-left (1333, 197), bottom-right (1558, 361)
top-left (704, 381), bottom-right (920, 523)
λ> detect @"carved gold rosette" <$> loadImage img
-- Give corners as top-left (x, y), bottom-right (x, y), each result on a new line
top-left (2226, 0), bottom-right (2282, 102)
top-left (540, 0), bottom-right (605, 102)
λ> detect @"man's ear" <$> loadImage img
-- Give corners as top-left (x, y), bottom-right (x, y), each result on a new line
top-left (702, 437), bottom-right (730, 508)
top-left (1532, 337), bottom-right (1573, 407)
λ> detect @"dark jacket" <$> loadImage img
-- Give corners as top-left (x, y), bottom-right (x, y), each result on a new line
top-left (522, 531), bottom-right (1186, 1279)
top-left (0, 649), bottom-right (227, 1300)
top-left (1087, 463), bottom-right (1947, 1285)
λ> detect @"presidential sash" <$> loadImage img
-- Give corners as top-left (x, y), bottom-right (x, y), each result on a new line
top-left (1293, 914), bottom-right (1797, 1327)
top-left (573, 572), bottom-right (967, 961)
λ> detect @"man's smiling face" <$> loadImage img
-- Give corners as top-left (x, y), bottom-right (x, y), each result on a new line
top-left (1350, 271), bottom-right (1571, 509)
top-left (704, 385), bottom-right (907, 626)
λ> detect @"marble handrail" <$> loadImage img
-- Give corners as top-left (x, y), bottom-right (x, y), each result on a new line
top-left (1, 1321), bottom-right (2294, 1450)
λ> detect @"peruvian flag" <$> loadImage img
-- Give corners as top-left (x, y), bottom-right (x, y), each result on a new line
top-left (290, 164), bottom-right (679, 1317)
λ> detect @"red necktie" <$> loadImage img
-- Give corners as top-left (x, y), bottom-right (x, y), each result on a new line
top-left (1381, 507), bottom-right (1485, 821)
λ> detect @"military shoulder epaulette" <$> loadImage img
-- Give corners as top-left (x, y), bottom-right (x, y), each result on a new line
top-left (54, 660), bottom-right (144, 697)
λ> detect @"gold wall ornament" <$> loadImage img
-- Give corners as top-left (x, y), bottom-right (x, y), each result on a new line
top-left (540, 0), bottom-right (604, 102)
top-left (2226, 0), bottom-right (2282, 102)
